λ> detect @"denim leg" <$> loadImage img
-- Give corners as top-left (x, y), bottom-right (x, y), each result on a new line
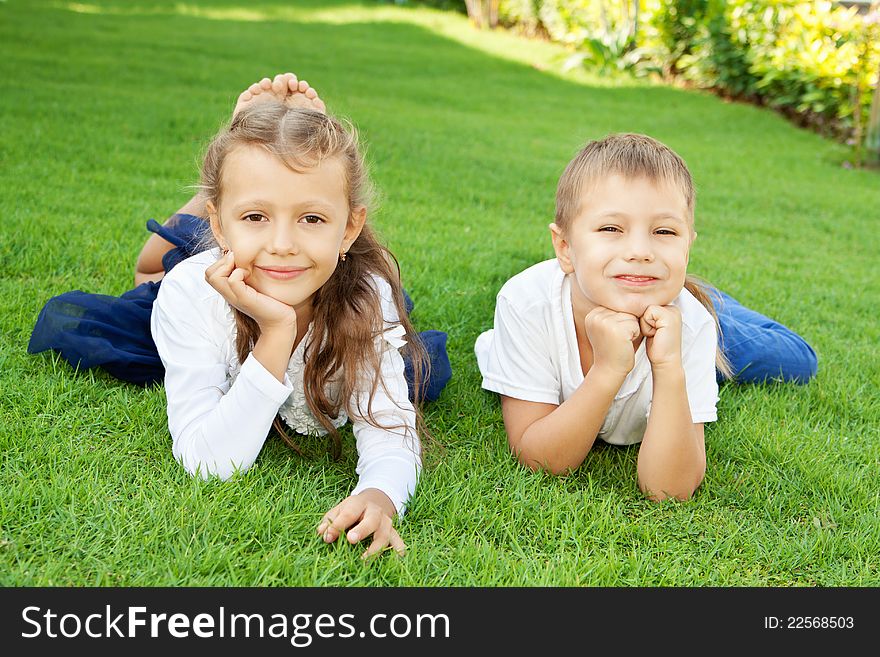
top-left (713, 290), bottom-right (818, 384)
top-left (400, 289), bottom-right (451, 402)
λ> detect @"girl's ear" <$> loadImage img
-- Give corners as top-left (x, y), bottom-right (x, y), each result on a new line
top-left (207, 201), bottom-right (227, 251)
top-left (343, 206), bottom-right (367, 251)
top-left (549, 223), bottom-right (574, 274)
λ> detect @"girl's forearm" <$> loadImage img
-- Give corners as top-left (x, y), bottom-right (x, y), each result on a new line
top-left (252, 326), bottom-right (297, 382)
top-left (637, 365), bottom-right (705, 500)
top-left (517, 367), bottom-right (624, 474)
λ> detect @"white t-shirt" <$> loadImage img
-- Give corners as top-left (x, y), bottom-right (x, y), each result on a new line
top-left (475, 259), bottom-right (719, 446)
top-left (150, 249), bottom-right (420, 515)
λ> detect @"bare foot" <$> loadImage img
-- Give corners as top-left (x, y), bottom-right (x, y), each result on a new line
top-left (232, 72), bottom-right (326, 119)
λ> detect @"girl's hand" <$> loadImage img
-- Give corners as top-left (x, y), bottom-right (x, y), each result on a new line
top-left (585, 307), bottom-right (641, 377)
top-left (205, 251), bottom-right (297, 332)
top-left (640, 304), bottom-right (683, 371)
top-left (317, 489), bottom-right (405, 560)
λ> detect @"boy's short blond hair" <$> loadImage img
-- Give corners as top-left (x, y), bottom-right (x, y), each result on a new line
top-left (555, 133), bottom-right (695, 230)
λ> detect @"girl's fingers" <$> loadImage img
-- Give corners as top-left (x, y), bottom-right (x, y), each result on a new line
top-left (389, 530), bottom-right (406, 557)
top-left (346, 512), bottom-right (382, 544)
top-left (227, 267), bottom-right (248, 288)
top-left (317, 503), bottom-right (344, 535)
top-left (204, 251), bottom-right (235, 280)
top-left (362, 526), bottom-right (392, 560)
top-left (322, 506), bottom-right (363, 543)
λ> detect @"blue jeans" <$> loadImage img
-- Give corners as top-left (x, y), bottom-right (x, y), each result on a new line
top-left (714, 290), bottom-right (817, 384)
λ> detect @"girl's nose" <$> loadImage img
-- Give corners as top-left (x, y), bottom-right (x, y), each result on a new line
top-left (268, 223), bottom-right (299, 254)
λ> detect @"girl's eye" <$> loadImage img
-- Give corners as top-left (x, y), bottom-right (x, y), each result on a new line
top-left (655, 229), bottom-right (677, 236)
top-left (243, 213), bottom-right (267, 223)
top-left (300, 214), bottom-right (324, 224)
top-left (599, 226), bottom-right (621, 233)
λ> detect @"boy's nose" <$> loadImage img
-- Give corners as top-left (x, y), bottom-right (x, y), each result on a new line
top-left (624, 235), bottom-right (654, 262)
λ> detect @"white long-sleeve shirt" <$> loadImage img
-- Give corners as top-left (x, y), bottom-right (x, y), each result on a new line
top-left (150, 249), bottom-right (421, 515)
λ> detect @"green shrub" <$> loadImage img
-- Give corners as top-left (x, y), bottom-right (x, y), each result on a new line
top-left (490, 0), bottom-right (880, 153)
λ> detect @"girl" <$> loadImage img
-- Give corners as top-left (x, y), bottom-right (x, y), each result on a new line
top-left (31, 75), bottom-right (448, 558)
top-left (475, 133), bottom-right (816, 501)
top-left (154, 100), bottom-right (423, 558)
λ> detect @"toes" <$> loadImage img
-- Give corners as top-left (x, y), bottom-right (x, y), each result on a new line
top-left (286, 74), bottom-right (300, 92)
top-left (237, 90), bottom-right (252, 104)
top-left (304, 87), bottom-right (317, 99)
top-left (259, 77), bottom-right (272, 91)
top-left (271, 74), bottom-right (287, 96)
top-left (314, 98), bottom-right (327, 112)
top-left (298, 79), bottom-right (309, 93)
top-left (248, 82), bottom-right (261, 96)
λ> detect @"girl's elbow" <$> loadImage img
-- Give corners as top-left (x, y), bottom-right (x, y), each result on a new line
top-left (177, 453), bottom-right (235, 482)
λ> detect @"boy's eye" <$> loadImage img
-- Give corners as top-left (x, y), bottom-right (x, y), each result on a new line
top-left (300, 214), bottom-right (324, 224)
top-left (243, 213), bottom-right (267, 223)
top-left (599, 226), bottom-right (621, 233)
top-left (655, 229), bottom-right (677, 236)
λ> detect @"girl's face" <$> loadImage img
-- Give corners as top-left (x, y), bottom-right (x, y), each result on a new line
top-left (208, 145), bottom-right (364, 315)
top-left (551, 173), bottom-right (693, 318)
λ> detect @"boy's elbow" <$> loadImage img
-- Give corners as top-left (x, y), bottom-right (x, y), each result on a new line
top-left (639, 473), bottom-right (704, 502)
top-left (512, 446), bottom-right (574, 476)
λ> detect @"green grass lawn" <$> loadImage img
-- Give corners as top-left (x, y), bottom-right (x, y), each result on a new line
top-left (1, 0), bottom-right (878, 587)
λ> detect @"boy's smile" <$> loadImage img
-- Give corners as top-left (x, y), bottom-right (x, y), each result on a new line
top-left (551, 173), bottom-right (693, 319)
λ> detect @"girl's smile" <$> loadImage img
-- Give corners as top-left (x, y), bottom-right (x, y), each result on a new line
top-left (255, 264), bottom-right (311, 280)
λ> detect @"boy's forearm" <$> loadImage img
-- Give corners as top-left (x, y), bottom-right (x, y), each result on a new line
top-left (517, 367), bottom-right (624, 474)
top-left (637, 365), bottom-right (705, 500)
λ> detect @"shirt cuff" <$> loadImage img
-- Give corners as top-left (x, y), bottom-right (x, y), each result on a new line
top-left (481, 375), bottom-right (559, 405)
top-left (350, 456), bottom-right (421, 517)
top-left (238, 353), bottom-right (294, 405)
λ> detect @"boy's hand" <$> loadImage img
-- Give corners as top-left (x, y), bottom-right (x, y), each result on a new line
top-left (640, 304), bottom-right (683, 370)
top-left (205, 251), bottom-right (297, 332)
top-left (585, 307), bottom-right (640, 377)
top-left (317, 489), bottom-right (405, 559)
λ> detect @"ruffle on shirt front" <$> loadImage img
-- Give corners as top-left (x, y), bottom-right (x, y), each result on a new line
top-left (223, 299), bottom-right (409, 437)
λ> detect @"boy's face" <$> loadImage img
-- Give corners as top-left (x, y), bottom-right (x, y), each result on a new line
top-left (551, 173), bottom-right (693, 318)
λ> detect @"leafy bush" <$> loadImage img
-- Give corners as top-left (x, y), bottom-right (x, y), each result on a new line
top-left (491, 0), bottom-right (880, 154)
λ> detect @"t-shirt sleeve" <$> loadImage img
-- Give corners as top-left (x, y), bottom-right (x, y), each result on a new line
top-left (479, 294), bottom-right (560, 405)
top-left (348, 279), bottom-right (421, 517)
top-left (151, 271), bottom-right (293, 480)
top-left (683, 318), bottom-right (719, 424)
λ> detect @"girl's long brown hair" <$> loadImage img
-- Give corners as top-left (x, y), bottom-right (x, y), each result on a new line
top-left (200, 103), bottom-right (429, 457)
top-left (555, 132), bottom-right (733, 378)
